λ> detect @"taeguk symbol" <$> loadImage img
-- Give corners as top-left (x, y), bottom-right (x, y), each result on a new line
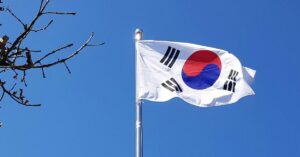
top-left (182, 50), bottom-right (222, 90)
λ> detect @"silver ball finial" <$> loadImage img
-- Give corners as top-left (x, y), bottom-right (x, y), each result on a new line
top-left (135, 29), bottom-right (143, 41)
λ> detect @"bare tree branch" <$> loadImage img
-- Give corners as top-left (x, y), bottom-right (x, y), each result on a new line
top-left (34, 43), bottom-right (73, 64)
top-left (6, 8), bottom-right (26, 29)
top-left (43, 11), bottom-right (76, 15)
top-left (31, 20), bottom-right (53, 32)
top-left (0, 0), bottom-right (102, 107)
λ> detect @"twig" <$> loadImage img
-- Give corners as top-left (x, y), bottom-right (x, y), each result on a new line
top-left (0, 0), bottom-right (102, 107)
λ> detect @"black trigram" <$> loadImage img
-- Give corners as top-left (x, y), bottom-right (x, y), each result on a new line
top-left (161, 78), bottom-right (182, 92)
top-left (223, 70), bottom-right (239, 92)
top-left (228, 69), bottom-right (239, 81)
top-left (223, 80), bottom-right (236, 92)
top-left (160, 46), bottom-right (180, 68)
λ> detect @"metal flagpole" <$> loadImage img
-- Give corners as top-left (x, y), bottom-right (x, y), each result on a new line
top-left (135, 28), bottom-right (143, 157)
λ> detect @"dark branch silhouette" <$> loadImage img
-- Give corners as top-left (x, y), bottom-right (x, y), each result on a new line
top-left (0, 0), bottom-right (103, 108)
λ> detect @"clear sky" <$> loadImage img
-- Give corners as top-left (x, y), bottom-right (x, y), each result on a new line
top-left (0, 0), bottom-right (300, 156)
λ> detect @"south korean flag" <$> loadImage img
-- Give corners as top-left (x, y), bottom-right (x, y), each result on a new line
top-left (136, 40), bottom-right (255, 107)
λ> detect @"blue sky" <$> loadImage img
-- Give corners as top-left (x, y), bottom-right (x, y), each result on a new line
top-left (0, 0), bottom-right (300, 156)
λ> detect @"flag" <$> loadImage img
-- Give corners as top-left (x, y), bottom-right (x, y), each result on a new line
top-left (136, 40), bottom-right (256, 107)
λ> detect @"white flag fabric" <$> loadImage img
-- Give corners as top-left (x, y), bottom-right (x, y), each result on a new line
top-left (136, 40), bottom-right (255, 107)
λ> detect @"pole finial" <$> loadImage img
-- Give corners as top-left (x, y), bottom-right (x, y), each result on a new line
top-left (135, 28), bottom-right (143, 41)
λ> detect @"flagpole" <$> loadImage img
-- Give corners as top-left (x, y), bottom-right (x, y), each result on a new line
top-left (135, 28), bottom-right (143, 157)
